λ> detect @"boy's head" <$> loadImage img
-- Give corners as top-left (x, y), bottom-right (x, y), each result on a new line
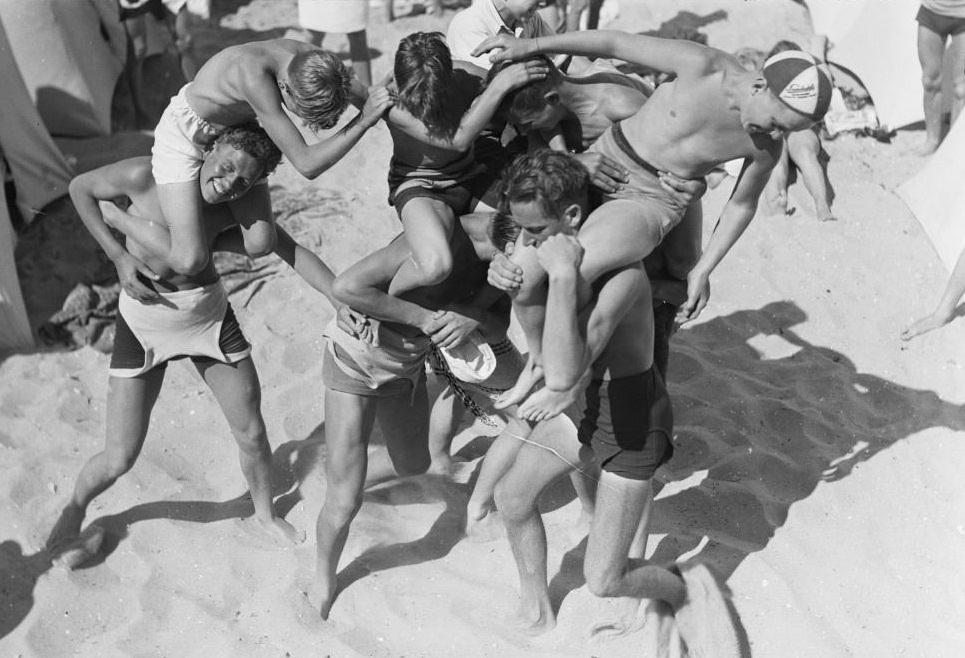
top-left (394, 32), bottom-right (459, 139)
top-left (741, 49), bottom-right (831, 139)
top-left (282, 50), bottom-right (352, 133)
top-left (488, 55), bottom-right (564, 132)
top-left (501, 0), bottom-right (543, 22)
top-left (200, 124), bottom-right (282, 204)
top-left (496, 150), bottom-right (589, 248)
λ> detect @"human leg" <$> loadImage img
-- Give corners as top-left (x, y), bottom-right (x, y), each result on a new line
top-left (492, 416), bottom-right (584, 633)
top-left (466, 416), bottom-right (529, 529)
top-left (388, 198), bottom-right (457, 295)
top-left (901, 243), bottom-right (965, 340)
top-left (764, 140), bottom-right (791, 215)
top-left (314, 389), bottom-right (378, 618)
top-left (948, 31), bottom-right (965, 125)
top-left (47, 369), bottom-right (165, 554)
top-left (787, 130), bottom-right (834, 221)
top-left (913, 23), bottom-right (947, 155)
top-left (427, 384), bottom-right (464, 474)
top-left (195, 356), bottom-right (302, 544)
top-left (347, 30), bottom-right (372, 86)
top-left (377, 377), bottom-right (431, 477)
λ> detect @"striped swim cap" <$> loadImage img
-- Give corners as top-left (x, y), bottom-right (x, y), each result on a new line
top-left (762, 50), bottom-right (832, 121)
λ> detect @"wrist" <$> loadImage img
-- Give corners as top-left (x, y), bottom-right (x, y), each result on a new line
top-left (547, 267), bottom-right (578, 284)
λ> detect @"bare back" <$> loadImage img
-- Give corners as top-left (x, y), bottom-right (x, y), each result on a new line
top-left (563, 67), bottom-right (650, 149)
top-left (187, 39), bottom-right (312, 125)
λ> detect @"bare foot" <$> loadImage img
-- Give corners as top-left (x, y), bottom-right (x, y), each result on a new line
top-left (46, 503), bottom-right (85, 554)
top-left (52, 525), bottom-right (105, 570)
top-left (506, 599), bottom-right (557, 636)
top-left (818, 211), bottom-right (837, 222)
top-left (674, 563), bottom-right (740, 658)
top-left (494, 359), bottom-right (543, 410)
top-left (901, 311), bottom-right (952, 341)
top-left (310, 575), bottom-right (338, 620)
top-left (237, 516), bottom-right (305, 547)
top-left (427, 454), bottom-right (454, 477)
top-left (907, 140), bottom-right (940, 157)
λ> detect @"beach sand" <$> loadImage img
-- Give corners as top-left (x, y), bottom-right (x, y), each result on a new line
top-left (3, 0), bottom-right (965, 655)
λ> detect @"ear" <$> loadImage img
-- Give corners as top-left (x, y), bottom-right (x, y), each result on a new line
top-left (544, 90), bottom-right (561, 106)
top-left (751, 76), bottom-right (768, 95)
top-left (563, 203), bottom-right (583, 229)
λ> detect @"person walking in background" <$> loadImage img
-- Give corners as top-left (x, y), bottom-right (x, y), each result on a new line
top-left (911, 0), bottom-right (965, 155)
top-left (297, 0), bottom-right (373, 86)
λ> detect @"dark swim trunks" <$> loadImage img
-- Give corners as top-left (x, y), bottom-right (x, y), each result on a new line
top-left (577, 367), bottom-right (674, 481)
top-left (917, 5), bottom-right (965, 37)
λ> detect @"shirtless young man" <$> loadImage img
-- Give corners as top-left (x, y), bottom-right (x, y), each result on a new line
top-left (150, 38), bottom-right (392, 280)
top-left (46, 126), bottom-right (337, 566)
top-left (313, 206), bottom-right (526, 618)
top-left (475, 30), bottom-right (832, 322)
top-left (486, 151), bottom-right (739, 654)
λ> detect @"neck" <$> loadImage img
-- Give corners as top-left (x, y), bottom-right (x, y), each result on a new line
top-left (494, 0), bottom-right (520, 29)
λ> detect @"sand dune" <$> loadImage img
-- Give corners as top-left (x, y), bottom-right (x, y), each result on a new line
top-left (3, 1), bottom-right (965, 656)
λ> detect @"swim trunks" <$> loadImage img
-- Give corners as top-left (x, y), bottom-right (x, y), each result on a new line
top-left (386, 139), bottom-right (509, 218)
top-left (575, 368), bottom-right (674, 481)
top-left (652, 300), bottom-right (678, 383)
top-left (109, 282), bottom-right (250, 377)
top-left (152, 84), bottom-right (227, 185)
top-left (917, 4), bottom-right (965, 37)
top-left (322, 318), bottom-right (430, 397)
top-left (586, 122), bottom-right (695, 243)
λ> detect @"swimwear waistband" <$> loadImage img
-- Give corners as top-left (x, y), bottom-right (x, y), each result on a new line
top-left (611, 122), bottom-right (661, 178)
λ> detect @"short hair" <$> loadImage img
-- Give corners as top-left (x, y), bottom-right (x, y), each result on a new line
top-left (394, 32), bottom-right (460, 140)
top-left (733, 47), bottom-right (765, 72)
top-left (488, 210), bottom-right (521, 251)
top-left (286, 50), bottom-right (352, 132)
top-left (209, 123), bottom-right (283, 177)
top-left (486, 55), bottom-right (560, 120)
top-left (768, 40), bottom-right (802, 59)
top-left (497, 149), bottom-right (589, 226)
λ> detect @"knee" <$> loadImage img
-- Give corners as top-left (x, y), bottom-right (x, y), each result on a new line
top-left (953, 77), bottom-right (965, 103)
top-left (323, 485), bottom-right (363, 524)
top-left (584, 563), bottom-right (623, 598)
top-left (413, 251), bottom-right (453, 287)
top-left (921, 71), bottom-right (943, 93)
top-left (493, 480), bottom-right (531, 522)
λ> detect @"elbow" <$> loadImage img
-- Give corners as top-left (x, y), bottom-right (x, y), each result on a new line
top-left (290, 156), bottom-right (323, 180)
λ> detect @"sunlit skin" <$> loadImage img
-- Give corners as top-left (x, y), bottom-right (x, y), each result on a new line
top-left (740, 91), bottom-right (814, 141)
top-left (510, 199), bottom-right (582, 248)
top-left (199, 141), bottom-right (265, 205)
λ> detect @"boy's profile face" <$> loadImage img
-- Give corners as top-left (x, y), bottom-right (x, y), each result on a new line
top-left (741, 87), bottom-right (812, 140)
top-left (509, 199), bottom-right (575, 248)
top-left (510, 99), bottom-right (564, 133)
top-left (199, 142), bottom-right (263, 205)
top-left (504, 0), bottom-right (542, 20)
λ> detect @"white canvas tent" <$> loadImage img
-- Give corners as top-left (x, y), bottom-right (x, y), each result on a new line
top-left (898, 114), bottom-right (965, 272)
top-left (806, 0), bottom-right (923, 131)
top-left (0, 0), bottom-right (125, 350)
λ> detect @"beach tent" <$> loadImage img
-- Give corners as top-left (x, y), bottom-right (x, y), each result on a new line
top-left (0, 0), bottom-right (126, 138)
top-left (806, 0), bottom-right (923, 130)
top-left (0, 0), bottom-right (125, 349)
top-left (898, 114), bottom-right (965, 271)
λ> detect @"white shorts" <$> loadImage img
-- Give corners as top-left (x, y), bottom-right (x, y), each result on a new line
top-left (152, 84), bottom-right (226, 184)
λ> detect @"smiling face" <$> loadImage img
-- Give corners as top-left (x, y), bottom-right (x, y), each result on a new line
top-left (198, 141), bottom-right (264, 205)
top-left (741, 83), bottom-right (814, 140)
top-left (509, 199), bottom-right (580, 248)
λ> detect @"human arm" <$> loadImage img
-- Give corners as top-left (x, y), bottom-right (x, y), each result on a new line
top-left (472, 31), bottom-right (713, 78)
top-left (678, 149), bottom-right (778, 322)
top-left (386, 60), bottom-right (547, 152)
top-left (430, 285), bottom-right (510, 348)
top-left (68, 164), bottom-right (161, 302)
top-left (331, 238), bottom-right (441, 334)
top-left (900, 245), bottom-right (965, 340)
top-left (537, 234), bottom-right (641, 390)
top-left (248, 74), bottom-right (393, 179)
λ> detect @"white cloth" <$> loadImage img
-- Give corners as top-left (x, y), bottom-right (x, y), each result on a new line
top-left (110, 282), bottom-right (249, 378)
top-left (152, 84), bottom-right (226, 184)
top-left (446, 0), bottom-right (554, 70)
top-left (298, 0), bottom-right (368, 34)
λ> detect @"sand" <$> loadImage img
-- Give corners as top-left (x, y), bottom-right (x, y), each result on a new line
top-left (3, 0), bottom-right (965, 656)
